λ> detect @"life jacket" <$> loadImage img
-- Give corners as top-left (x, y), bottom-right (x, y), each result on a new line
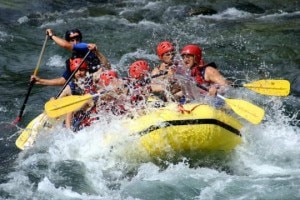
top-left (69, 82), bottom-right (83, 95)
top-left (71, 52), bottom-right (101, 73)
top-left (68, 74), bottom-right (98, 131)
top-left (190, 62), bottom-right (217, 85)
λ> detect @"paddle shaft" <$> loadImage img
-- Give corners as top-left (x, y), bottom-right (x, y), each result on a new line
top-left (45, 71), bottom-right (168, 118)
top-left (55, 50), bottom-right (91, 98)
top-left (151, 70), bottom-right (168, 78)
top-left (196, 84), bottom-right (264, 124)
top-left (45, 93), bottom-right (104, 118)
top-left (14, 35), bottom-right (48, 123)
top-left (196, 84), bottom-right (224, 99)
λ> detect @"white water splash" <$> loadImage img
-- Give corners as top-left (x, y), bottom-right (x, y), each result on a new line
top-left (46, 55), bottom-right (65, 68)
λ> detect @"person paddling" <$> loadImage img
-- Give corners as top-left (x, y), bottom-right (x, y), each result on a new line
top-left (94, 70), bottom-right (128, 117)
top-left (123, 60), bottom-right (175, 111)
top-left (47, 28), bottom-right (111, 72)
top-left (58, 58), bottom-right (98, 131)
top-left (151, 41), bottom-right (182, 102)
top-left (152, 41), bottom-right (176, 77)
top-left (179, 44), bottom-right (229, 105)
top-left (30, 29), bottom-right (111, 86)
top-left (61, 65), bottom-right (129, 131)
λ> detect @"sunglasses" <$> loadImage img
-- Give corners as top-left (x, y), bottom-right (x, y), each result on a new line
top-left (69, 35), bottom-right (81, 42)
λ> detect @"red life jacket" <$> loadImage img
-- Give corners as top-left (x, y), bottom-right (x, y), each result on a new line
top-left (190, 62), bottom-right (217, 85)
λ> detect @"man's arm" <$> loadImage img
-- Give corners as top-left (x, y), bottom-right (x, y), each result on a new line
top-left (205, 66), bottom-right (228, 86)
top-left (94, 48), bottom-right (111, 70)
top-left (46, 29), bottom-right (73, 51)
top-left (204, 66), bottom-right (229, 96)
top-left (31, 75), bottom-right (66, 86)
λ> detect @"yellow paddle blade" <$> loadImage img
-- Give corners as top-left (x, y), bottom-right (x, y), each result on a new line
top-left (243, 80), bottom-right (290, 96)
top-left (15, 113), bottom-right (47, 150)
top-left (45, 94), bottom-right (93, 118)
top-left (224, 98), bottom-right (265, 125)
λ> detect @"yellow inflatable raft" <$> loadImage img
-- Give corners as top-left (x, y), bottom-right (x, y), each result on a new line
top-left (124, 103), bottom-right (243, 157)
top-left (16, 103), bottom-right (243, 157)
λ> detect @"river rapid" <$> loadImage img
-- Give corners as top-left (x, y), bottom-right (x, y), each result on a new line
top-left (0, 1), bottom-right (300, 199)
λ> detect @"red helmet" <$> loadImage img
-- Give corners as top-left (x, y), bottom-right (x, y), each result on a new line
top-left (99, 70), bottom-right (118, 86)
top-left (129, 60), bottom-right (150, 79)
top-left (156, 41), bottom-right (174, 60)
top-left (70, 58), bottom-right (88, 72)
top-left (180, 44), bottom-right (202, 64)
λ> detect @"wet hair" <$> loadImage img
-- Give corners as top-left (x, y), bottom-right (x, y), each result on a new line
top-left (65, 29), bottom-right (83, 42)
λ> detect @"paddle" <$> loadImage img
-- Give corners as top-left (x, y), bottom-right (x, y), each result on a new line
top-left (232, 79), bottom-right (290, 96)
top-left (44, 71), bottom-right (169, 118)
top-left (15, 50), bottom-right (91, 150)
top-left (55, 50), bottom-right (91, 98)
top-left (13, 35), bottom-right (48, 124)
top-left (46, 82), bottom-right (266, 124)
top-left (197, 84), bottom-right (265, 124)
top-left (45, 93), bottom-right (98, 118)
top-left (28, 50), bottom-right (92, 119)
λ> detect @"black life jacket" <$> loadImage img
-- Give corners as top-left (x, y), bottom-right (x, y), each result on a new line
top-left (71, 52), bottom-right (101, 73)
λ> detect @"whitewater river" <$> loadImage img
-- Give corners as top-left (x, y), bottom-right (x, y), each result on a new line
top-left (0, 1), bottom-right (299, 199)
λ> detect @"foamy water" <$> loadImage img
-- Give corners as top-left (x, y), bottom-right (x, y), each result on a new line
top-left (0, 0), bottom-right (299, 199)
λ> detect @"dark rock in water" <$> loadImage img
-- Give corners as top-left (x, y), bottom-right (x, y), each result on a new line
top-left (189, 7), bottom-right (218, 16)
top-left (235, 2), bottom-right (265, 14)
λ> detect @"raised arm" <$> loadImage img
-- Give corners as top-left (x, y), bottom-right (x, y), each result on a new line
top-left (46, 29), bottom-right (73, 51)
